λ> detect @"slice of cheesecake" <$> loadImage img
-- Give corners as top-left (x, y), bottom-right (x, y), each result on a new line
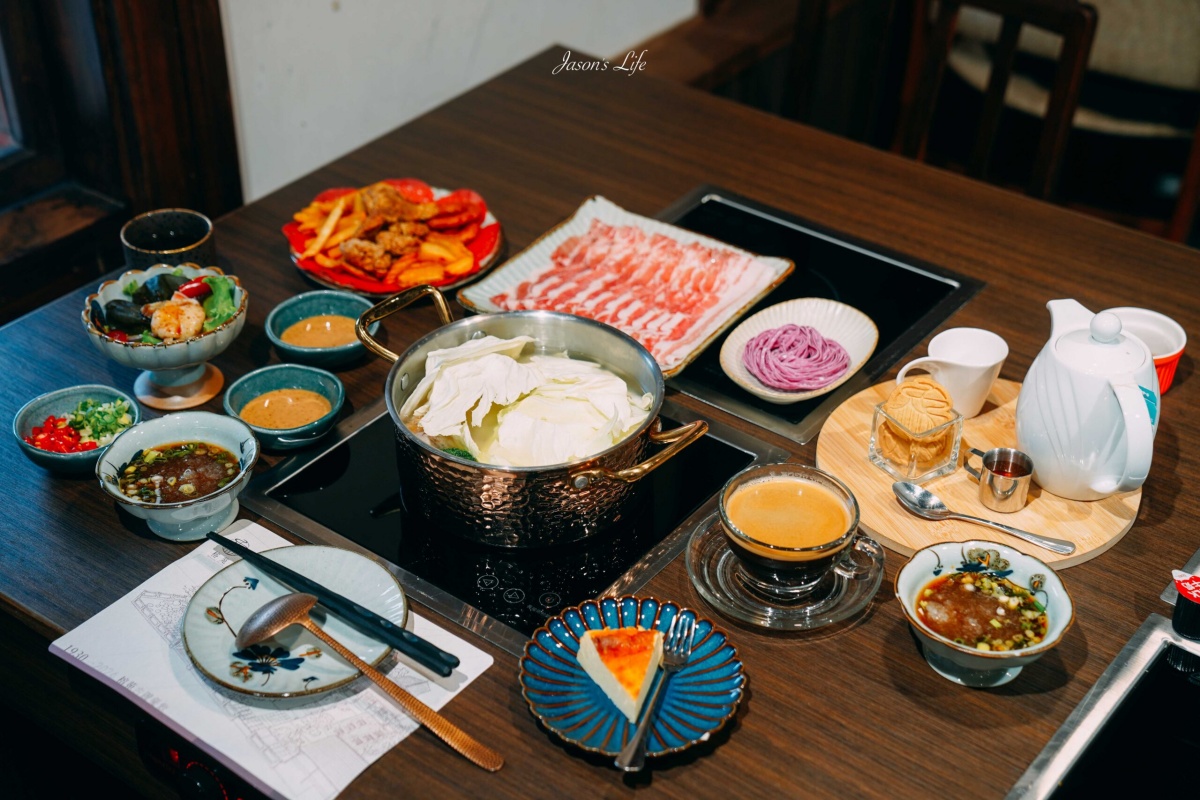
top-left (577, 627), bottom-right (664, 723)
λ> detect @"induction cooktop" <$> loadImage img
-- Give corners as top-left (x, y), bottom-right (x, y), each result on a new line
top-left (658, 186), bottom-right (983, 444)
top-left (241, 398), bottom-right (788, 655)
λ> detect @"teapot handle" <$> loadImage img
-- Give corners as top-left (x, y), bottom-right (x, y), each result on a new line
top-left (1107, 382), bottom-right (1154, 494)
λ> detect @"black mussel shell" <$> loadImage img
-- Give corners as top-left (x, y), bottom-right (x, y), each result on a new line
top-left (131, 273), bottom-right (186, 305)
top-left (101, 299), bottom-right (151, 333)
top-left (90, 298), bottom-right (105, 329)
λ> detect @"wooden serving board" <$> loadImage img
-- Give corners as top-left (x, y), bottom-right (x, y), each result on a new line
top-left (815, 379), bottom-right (1140, 567)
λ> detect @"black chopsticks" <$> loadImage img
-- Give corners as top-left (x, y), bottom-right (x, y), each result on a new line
top-left (206, 532), bottom-right (460, 677)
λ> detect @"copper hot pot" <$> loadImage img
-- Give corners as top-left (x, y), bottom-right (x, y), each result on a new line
top-left (356, 286), bottom-right (707, 548)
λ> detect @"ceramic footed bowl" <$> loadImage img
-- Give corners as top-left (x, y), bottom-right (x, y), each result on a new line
top-left (96, 412), bottom-right (259, 541)
top-left (265, 290), bottom-right (379, 368)
top-left (895, 539), bottom-right (1074, 688)
top-left (222, 363), bottom-right (344, 451)
top-left (13, 384), bottom-right (141, 475)
top-left (82, 264), bottom-right (248, 378)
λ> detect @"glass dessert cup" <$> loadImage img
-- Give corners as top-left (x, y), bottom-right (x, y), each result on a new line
top-left (868, 402), bottom-right (963, 483)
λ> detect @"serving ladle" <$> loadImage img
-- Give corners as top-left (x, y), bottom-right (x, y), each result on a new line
top-left (236, 593), bottom-right (504, 772)
top-left (892, 481), bottom-right (1076, 555)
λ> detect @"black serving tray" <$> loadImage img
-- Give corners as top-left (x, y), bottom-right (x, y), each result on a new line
top-left (658, 186), bottom-right (984, 444)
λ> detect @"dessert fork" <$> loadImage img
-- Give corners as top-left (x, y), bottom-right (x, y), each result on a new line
top-left (615, 612), bottom-right (697, 771)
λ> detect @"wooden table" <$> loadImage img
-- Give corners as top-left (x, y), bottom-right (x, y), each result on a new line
top-left (3, 47), bottom-right (1197, 798)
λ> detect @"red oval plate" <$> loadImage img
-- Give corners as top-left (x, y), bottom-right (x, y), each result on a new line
top-left (282, 178), bottom-right (503, 296)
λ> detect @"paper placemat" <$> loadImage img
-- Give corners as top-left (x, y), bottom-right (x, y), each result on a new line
top-left (50, 520), bottom-right (493, 800)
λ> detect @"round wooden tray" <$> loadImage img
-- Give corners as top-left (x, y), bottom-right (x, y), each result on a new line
top-left (815, 379), bottom-right (1140, 567)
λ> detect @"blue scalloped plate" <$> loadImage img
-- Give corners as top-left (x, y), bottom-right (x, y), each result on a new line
top-left (519, 596), bottom-right (745, 759)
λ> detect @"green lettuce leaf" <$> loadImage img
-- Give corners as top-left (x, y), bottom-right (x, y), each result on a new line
top-left (201, 276), bottom-right (237, 331)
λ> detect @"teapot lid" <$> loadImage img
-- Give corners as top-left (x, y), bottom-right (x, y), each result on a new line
top-left (1055, 312), bottom-right (1147, 374)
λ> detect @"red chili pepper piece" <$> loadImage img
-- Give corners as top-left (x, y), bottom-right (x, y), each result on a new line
top-left (26, 414), bottom-right (90, 453)
top-left (176, 277), bottom-right (213, 300)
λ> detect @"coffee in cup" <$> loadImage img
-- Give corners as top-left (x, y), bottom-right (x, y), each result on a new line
top-left (719, 463), bottom-right (860, 598)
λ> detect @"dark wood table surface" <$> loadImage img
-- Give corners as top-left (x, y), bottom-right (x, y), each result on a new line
top-left (4, 47), bottom-right (1198, 798)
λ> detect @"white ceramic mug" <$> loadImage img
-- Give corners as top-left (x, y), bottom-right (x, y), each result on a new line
top-left (896, 328), bottom-right (1008, 418)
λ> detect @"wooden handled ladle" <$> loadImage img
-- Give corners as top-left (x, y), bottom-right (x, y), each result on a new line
top-left (236, 592), bottom-right (503, 772)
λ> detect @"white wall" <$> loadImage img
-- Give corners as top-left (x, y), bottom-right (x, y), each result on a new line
top-left (219, 0), bottom-right (695, 201)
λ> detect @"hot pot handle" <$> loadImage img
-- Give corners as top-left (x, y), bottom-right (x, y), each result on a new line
top-left (356, 284), bottom-right (455, 363)
top-left (569, 419), bottom-right (708, 488)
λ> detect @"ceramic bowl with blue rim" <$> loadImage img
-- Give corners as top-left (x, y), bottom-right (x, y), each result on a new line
top-left (265, 290), bottom-right (379, 368)
top-left (13, 384), bottom-right (141, 475)
top-left (520, 596), bottom-right (745, 760)
top-left (95, 411), bottom-right (260, 541)
top-left (222, 363), bottom-right (344, 451)
top-left (895, 539), bottom-right (1075, 688)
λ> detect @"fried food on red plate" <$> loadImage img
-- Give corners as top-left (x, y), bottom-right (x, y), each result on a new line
top-left (362, 183), bottom-right (439, 222)
top-left (286, 178), bottom-right (497, 292)
top-left (376, 227), bottom-right (422, 256)
top-left (341, 238), bottom-right (393, 275)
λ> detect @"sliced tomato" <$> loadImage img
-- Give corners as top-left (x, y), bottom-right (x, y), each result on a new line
top-left (313, 187), bottom-right (357, 204)
top-left (467, 222), bottom-right (501, 263)
top-left (384, 178), bottom-right (435, 204)
top-left (437, 189), bottom-right (487, 218)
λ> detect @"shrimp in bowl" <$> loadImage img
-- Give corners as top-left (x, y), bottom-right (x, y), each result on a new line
top-left (144, 296), bottom-right (206, 342)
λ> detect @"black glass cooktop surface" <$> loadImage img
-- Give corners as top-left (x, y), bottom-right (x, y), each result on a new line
top-left (1048, 645), bottom-right (1199, 796)
top-left (658, 187), bottom-right (984, 444)
top-left (242, 399), bottom-right (785, 654)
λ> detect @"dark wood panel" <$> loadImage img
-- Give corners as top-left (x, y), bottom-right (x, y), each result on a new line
top-left (93, 0), bottom-right (243, 216)
top-left (1, 47), bottom-right (1197, 798)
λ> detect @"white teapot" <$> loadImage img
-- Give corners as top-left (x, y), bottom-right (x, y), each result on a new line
top-left (1016, 299), bottom-right (1160, 501)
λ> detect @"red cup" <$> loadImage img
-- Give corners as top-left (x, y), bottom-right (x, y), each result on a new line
top-left (1108, 307), bottom-right (1187, 393)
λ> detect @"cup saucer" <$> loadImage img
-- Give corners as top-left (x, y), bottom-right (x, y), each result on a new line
top-left (685, 512), bottom-right (885, 630)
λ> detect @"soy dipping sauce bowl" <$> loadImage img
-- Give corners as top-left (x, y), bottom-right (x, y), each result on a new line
top-left (96, 411), bottom-right (259, 541)
top-left (222, 364), bottom-right (344, 451)
top-left (895, 539), bottom-right (1074, 688)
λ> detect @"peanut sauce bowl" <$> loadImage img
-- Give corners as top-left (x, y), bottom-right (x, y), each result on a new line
top-left (222, 364), bottom-right (344, 451)
top-left (895, 540), bottom-right (1074, 688)
top-left (265, 290), bottom-right (378, 368)
top-left (95, 411), bottom-right (260, 541)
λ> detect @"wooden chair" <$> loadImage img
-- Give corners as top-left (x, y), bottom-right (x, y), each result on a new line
top-left (892, 0), bottom-right (1097, 200)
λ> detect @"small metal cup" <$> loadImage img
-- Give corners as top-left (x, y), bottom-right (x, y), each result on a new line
top-left (964, 447), bottom-right (1033, 513)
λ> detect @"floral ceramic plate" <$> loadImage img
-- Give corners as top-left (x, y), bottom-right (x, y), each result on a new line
top-left (519, 596), bottom-right (745, 760)
top-left (181, 545), bottom-right (407, 697)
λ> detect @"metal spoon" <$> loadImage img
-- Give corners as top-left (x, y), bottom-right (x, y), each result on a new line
top-left (236, 593), bottom-right (503, 772)
top-left (892, 481), bottom-right (1076, 555)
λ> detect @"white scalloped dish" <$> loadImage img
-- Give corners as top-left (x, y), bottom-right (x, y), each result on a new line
top-left (719, 298), bottom-right (878, 404)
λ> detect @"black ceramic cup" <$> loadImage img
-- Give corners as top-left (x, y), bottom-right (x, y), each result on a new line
top-left (121, 208), bottom-right (216, 269)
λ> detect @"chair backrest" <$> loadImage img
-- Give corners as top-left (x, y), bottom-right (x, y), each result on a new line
top-left (893, 0), bottom-right (1098, 199)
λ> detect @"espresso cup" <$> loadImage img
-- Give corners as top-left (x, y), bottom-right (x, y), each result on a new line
top-left (964, 447), bottom-right (1034, 513)
top-left (121, 208), bottom-right (216, 269)
top-left (719, 462), bottom-right (865, 599)
top-left (896, 328), bottom-right (1008, 419)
